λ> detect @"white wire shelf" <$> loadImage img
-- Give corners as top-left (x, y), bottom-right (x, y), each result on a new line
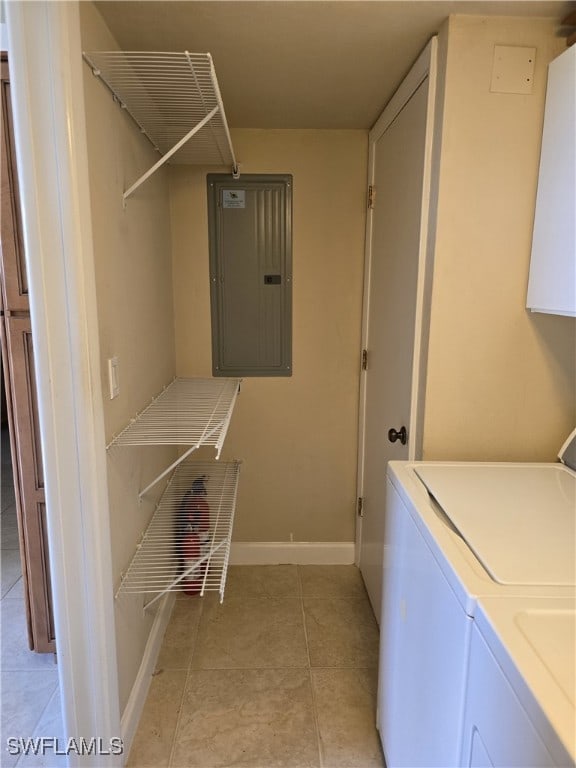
top-left (116, 460), bottom-right (240, 608)
top-left (107, 377), bottom-right (241, 496)
top-left (108, 377), bottom-right (240, 450)
top-left (82, 51), bottom-right (239, 200)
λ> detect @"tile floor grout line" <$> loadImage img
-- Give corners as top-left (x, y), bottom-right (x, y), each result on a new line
top-left (13, 682), bottom-right (61, 768)
top-left (166, 594), bottom-right (205, 768)
top-left (167, 666), bottom-right (311, 674)
top-left (297, 565), bottom-right (324, 768)
top-left (0, 665), bottom-right (59, 673)
top-left (168, 598), bottom-right (216, 768)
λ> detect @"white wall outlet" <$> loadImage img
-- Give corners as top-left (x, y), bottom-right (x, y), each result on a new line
top-left (108, 356), bottom-right (120, 399)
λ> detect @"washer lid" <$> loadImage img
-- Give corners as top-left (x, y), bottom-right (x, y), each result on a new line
top-left (415, 464), bottom-right (576, 586)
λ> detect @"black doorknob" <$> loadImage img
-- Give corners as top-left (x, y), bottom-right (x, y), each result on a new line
top-left (388, 426), bottom-right (407, 445)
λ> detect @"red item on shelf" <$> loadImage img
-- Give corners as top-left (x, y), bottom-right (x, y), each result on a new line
top-left (179, 476), bottom-right (211, 595)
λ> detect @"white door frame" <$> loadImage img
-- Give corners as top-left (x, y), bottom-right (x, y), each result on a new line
top-left (6, 2), bottom-right (121, 763)
top-left (355, 38), bottom-right (438, 563)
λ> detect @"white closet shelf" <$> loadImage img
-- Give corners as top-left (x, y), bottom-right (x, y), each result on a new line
top-left (108, 377), bottom-right (240, 450)
top-left (108, 377), bottom-right (241, 497)
top-left (82, 51), bottom-right (239, 200)
top-left (116, 459), bottom-right (240, 608)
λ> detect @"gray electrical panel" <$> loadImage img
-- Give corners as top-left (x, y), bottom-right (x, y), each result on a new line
top-left (207, 174), bottom-right (293, 376)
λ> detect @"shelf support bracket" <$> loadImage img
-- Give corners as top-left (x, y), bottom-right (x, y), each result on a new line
top-left (191, 51), bottom-right (240, 179)
top-left (138, 418), bottom-right (227, 499)
top-left (138, 443), bottom-right (200, 499)
top-left (123, 105), bottom-right (220, 203)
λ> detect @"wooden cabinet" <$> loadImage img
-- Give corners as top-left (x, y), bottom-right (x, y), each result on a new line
top-left (1, 56), bottom-right (54, 653)
top-left (0, 61), bottom-right (27, 311)
top-left (527, 44), bottom-right (576, 317)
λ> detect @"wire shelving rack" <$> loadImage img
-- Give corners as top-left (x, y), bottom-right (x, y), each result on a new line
top-left (82, 50), bottom-right (239, 201)
top-left (116, 459), bottom-right (240, 608)
top-left (107, 377), bottom-right (241, 497)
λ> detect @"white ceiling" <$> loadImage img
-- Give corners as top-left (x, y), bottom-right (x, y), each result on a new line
top-left (94, 1), bottom-right (575, 129)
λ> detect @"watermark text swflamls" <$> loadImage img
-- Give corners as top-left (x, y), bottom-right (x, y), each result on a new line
top-left (6, 736), bottom-right (124, 757)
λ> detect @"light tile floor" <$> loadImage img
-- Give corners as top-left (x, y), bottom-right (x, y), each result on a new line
top-left (1, 428), bottom-right (65, 768)
top-left (128, 564), bottom-right (386, 768)
top-left (2, 424), bottom-right (385, 768)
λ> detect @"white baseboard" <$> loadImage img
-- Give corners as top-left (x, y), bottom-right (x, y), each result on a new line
top-left (120, 592), bottom-right (175, 763)
top-left (229, 541), bottom-right (355, 565)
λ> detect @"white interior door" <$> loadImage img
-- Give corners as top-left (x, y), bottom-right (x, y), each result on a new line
top-left (358, 40), bottom-right (437, 622)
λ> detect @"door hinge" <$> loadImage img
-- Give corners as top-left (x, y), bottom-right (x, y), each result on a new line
top-left (357, 497), bottom-right (364, 517)
top-left (368, 185), bottom-right (375, 210)
top-left (361, 349), bottom-right (368, 371)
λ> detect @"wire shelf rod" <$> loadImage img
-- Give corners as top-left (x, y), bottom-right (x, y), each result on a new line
top-left (143, 540), bottom-right (226, 610)
top-left (201, 52), bottom-right (239, 178)
top-left (115, 460), bottom-right (240, 607)
top-left (184, 50), bottom-right (223, 175)
top-left (212, 462), bottom-right (240, 600)
top-left (107, 377), bottom-right (240, 449)
top-left (138, 442), bottom-right (203, 499)
top-left (185, 51), bottom-right (238, 179)
top-left (82, 50), bottom-right (238, 197)
top-left (123, 105), bottom-right (219, 201)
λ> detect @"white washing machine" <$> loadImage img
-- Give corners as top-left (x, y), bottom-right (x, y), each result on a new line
top-left (378, 434), bottom-right (576, 768)
top-left (463, 594), bottom-right (575, 767)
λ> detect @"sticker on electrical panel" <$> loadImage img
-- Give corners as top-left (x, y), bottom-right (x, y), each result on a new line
top-left (223, 190), bottom-right (246, 208)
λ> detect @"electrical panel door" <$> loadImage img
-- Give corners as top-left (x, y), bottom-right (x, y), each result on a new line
top-left (207, 174), bottom-right (292, 376)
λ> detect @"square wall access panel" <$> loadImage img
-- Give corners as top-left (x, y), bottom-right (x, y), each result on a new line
top-left (207, 174), bottom-right (293, 376)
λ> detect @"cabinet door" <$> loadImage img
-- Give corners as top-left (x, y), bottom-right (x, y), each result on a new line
top-left (379, 480), bottom-right (470, 767)
top-left (527, 45), bottom-right (576, 317)
top-left (1, 59), bottom-right (29, 312)
top-left (1, 55), bottom-right (54, 653)
top-left (2, 316), bottom-right (55, 652)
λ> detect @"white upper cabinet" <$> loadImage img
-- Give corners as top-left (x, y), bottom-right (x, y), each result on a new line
top-left (527, 45), bottom-right (576, 317)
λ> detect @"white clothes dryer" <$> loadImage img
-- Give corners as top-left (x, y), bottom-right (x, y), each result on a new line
top-left (378, 444), bottom-right (575, 767)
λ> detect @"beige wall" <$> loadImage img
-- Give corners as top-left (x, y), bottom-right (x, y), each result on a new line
top-left (81, 3), bottom-right (176, 713)
top-left (424, 16), bottom-right (575, 461)
top-left (170, 129), bottom-right (368, 543)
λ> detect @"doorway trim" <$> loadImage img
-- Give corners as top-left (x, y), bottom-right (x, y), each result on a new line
top-left (355, 37), bottom-right (439, 563)
top-left (6, 1), bottom-right (121, 760)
